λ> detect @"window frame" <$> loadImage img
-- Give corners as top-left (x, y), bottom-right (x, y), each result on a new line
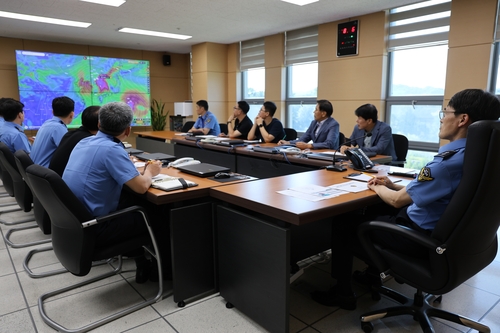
top-left (285, 62), bottom-right (318, 131)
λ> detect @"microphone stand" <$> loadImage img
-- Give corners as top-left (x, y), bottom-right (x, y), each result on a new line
top-left (326, 133), bottom-right (371, 172)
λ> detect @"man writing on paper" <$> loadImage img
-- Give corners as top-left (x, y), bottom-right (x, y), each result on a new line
top-left (279, 99), bottom-right (339, 149)
top-left (311, 89), bottom-right (500, 309)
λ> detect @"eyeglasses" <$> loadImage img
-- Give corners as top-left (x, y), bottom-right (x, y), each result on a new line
top-left (439, 110), bottom-right (456, 119)
top-left (233, 106), bottom-right (241, 110)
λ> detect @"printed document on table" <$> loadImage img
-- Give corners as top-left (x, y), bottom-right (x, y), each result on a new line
top-left (329, 181), bottom-right (368, 193)
top-left (277, 184), bottom-right (347, 202)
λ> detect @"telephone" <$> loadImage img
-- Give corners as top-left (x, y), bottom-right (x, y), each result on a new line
top-left (345, 148), bottom-right (375, 170)
top-left (168, 157), bottom-right (201, 168)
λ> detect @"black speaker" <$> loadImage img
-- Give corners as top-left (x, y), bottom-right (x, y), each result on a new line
top-left (163, 55), bottom-right (171, 66)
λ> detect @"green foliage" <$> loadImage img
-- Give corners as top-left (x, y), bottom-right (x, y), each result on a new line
top-left (151, 98), bottom-right (169, 131)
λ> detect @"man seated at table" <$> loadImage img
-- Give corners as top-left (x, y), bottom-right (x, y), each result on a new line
top-left (63, 101), bottom-right (165, 284)
top-left (221, 101), bottom-right (253, 139)
top-left (188, 99), bottom-right (220, 136)
top-left (340, 104), bottom-right (396, 160)
top-left (247, 101), bottom-right (285, 143)
top-left (0, 98), bottom-right (31, 153)
top-left (279, 99), bottom-right (339, 149)
top-left (49, 105), bottom-right (100, 176)
top-left (311, 89), bottom-right (500, 309)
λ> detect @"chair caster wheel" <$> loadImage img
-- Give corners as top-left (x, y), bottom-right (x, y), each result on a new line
top-left (361, 322), bottom-right (374, 332)
top-left (226, 302), bottom-right (234, 309)
top-left (177, 301), bottom-right (185, 307)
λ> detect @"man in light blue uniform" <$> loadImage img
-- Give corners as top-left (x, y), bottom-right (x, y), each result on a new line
top-left (0, 98), bottom-right (31, 153)
top-left (279, 99), bottom-right (339, 149)
top-left (340, 104), bottom-right (397, 161)
top-left (30, 96), bottom-right (74, 167)
top-left (188, 99), bottom-right (220, 136)
top-left (312, 89), bottom-right (500, 309)
top-left (63, 101), bottom-right (163, 283)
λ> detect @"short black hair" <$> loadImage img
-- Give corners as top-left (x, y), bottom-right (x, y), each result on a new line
top-left (196, 100), bottom-right (209, 111)
top-left (263, 101), bottom-right (277, 117)
top-left (354, 104), bottom-right (378, 122)
top-left (81, 106), bottom-right (100, 131)
top-left (317, 99), bottom-right (333, 117)
top-left (238, 101), bottom-right (250, 114)
top-left (52, 96), bottom-right (75, 117)
top-left (1, 98), bottom-right (24, 122)
top-left (448, 89), bottom-right (500, 123)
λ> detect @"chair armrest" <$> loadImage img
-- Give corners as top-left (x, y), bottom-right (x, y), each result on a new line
top-left (357, 221), bottom-right (442, 274)
top-left (81, 205), bottom-right (151, 228)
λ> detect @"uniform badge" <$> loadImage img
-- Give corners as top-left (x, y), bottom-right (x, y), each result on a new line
top-left (206, 118), bottom-right (211, 123)
top-left (417, 167), bottom-right (434, 182)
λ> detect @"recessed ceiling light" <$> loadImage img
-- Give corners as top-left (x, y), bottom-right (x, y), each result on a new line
top-left (118, 28), bottom-right (192, 40)
top-left (79, 0), bottom-right (126, 7)
top-left (281, 0), bottom-right (319, 5)
top-left (0, 10), bottom-right (91, 28)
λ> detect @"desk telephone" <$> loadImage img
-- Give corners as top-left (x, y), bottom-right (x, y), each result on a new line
top-left (345, 148), bottom-right (375, 170)
top-left (279, 147), bottom-right (302, 155)
top-left (168, 157), bottom-right (201, 168)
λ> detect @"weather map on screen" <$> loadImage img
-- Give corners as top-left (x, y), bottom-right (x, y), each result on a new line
top-left (15, 50), bottom-right (151, 129)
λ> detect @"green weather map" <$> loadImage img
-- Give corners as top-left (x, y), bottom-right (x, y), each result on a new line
top-left (15, 51), bottom-right (151, 129)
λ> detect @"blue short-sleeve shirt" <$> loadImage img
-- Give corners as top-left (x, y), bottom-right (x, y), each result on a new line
top-left (62, 131), bottom-right (139, 217)
top-left (0, 122), bottom-right (31, 153)
top-left (406, 138), bottom-right (466, 230)
top-left (193, 111), bottom-right (220, 136)
top-left (31, 116), bottom-right (68, 167)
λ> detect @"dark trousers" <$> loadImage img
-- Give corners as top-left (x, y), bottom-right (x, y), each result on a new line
top-left (331, 203), bottom-right (429, 289)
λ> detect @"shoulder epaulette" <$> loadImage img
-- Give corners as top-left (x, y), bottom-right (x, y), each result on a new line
top-left (435, 150), bottom-right (457, 160)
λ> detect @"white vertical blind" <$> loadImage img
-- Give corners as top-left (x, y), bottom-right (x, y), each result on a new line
top-left (285, 25), bottom-right (318, 66)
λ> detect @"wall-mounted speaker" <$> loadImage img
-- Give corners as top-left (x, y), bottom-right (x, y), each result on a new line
top-left (163, 55), bottom-right (171, 66)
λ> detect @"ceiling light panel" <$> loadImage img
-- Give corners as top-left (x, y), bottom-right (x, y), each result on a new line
top-left (118, 28), bottom-right (192, 40)
top-left (79, 0), bottom-right (126, 7)
top-left (0, 11), bottom-right (91, 28)
top-left (281, 0), bottom-right (319, 5)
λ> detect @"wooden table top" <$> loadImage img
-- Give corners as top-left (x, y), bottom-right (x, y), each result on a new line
top-left (210, 168), bottom-right (384, 226)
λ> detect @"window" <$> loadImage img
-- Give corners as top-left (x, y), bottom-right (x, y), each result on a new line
top-left (386, 0), bottom-right (451, 164)
top-left (240, 38), bottom-right (265, 120)
top-left (285, 26), bottom-right (318, 131)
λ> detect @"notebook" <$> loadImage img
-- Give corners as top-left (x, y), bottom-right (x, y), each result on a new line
top-left (135, 153), bottom-right (177, 163)
top-left (176, 163), bottom-right (230, 177)
top-left (151, 175), bottom-right (198, 191)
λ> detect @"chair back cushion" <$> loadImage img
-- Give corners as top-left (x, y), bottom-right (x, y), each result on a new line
top-left (14, 150), bottom-right (51, 234)
top-left (182, 121), bottom-right (195, 133)
top-left (392, 134), bottom-right (409, 162)
top-left (284, 128), bottom-right (298, 140)
top-left (26, 164), bottom-right (97, 276)
top-left (0, 143), bottom-right (32, 211)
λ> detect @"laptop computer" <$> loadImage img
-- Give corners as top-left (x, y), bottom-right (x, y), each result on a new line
top-left (215, 139), bottom-right (245, 146)
top-left (125, 147), bottom-right (144, 155)
top-left (185, 135), bottom-right (202, 141)
top-left (251, 146), bottom-right (280, 154)
top-left (135, 153), bottom-right (177, 163)
top-left (176, 163), bottom-right (230, 178)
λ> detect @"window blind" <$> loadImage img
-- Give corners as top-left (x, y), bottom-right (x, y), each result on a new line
top-left (240, 37), bottom-right (265, 71)
top-left (388, 0), bottom-right (451, 51)
top-left (285, 25), bottom-right (318, 66)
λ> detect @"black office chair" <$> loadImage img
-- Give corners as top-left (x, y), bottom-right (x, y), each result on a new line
top-left (0, 143), bottom-right (51, 248)
top-left (0, 153), bottom-right (33, 218)
top-left (391, 134), bottom-right (409, 167)
top-left (284, 128), bottom-right (298, 141)
top-left (219, 123), bottom-right (228, 135)
top-left (181, 120), bottom-right (195, 133)
top-left (14, 150), bottom-right (68, 278)
top-left (339, 132), bottom-right (345, 146)
top-left (26, 164), bottom-right (164, 333)
top-left (357, 120), bottom-right (500, 333)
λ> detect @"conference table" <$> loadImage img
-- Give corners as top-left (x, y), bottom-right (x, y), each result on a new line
top-left (210, 169), bottom-right (387, 333)
top-left (135, 130), bottom-right (393, 178)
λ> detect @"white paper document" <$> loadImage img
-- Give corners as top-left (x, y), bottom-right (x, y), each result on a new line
top-left (277, 184), bottom-right (347, 202)
top-left (329, 181), bottom-right (368, 193)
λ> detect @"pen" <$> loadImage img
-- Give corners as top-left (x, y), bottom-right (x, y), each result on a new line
top-left (362, 172), bottom-right (376, 178)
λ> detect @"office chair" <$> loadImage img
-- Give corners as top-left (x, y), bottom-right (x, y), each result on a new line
top-left (339, 132), bottom-right (345, 145)
top-left (284, 128), bottom-right (298, 140)
top-left (25, 164), bottom-right (164, 333)
top-left (391, 134), bottom-right (409, 167)
top-left (219, 123), bottom-right (228, 135)
top-left (0, 143), bottom-right (51, 248)
top-left (357, 120), bottom-right (500, 333)
top-left (181, 120), bottom-right (195, 132)
top-left (14, 150), bottom-right (69, 278)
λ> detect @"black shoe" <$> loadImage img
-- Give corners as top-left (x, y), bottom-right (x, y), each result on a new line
top-left (311, 286), bottom-right (357, 310)
top-left (352, 269), bottom-right (382, 288)
top-left (135, 260), bottom-right (151, 284)
top-left (148, 262), bottom-right (172, 282)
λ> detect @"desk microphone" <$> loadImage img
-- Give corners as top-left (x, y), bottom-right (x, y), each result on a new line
top-left (326, 133), bottom-right (372, 172)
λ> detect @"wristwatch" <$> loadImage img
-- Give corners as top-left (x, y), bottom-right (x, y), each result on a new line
top-left (258, 124), bottom-right (264, 128)
top-left (227, 121), bottom-right (232, 124)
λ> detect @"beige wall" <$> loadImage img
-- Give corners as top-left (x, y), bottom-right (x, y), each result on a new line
top-left (0, 37), bottom-right (190, 144)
